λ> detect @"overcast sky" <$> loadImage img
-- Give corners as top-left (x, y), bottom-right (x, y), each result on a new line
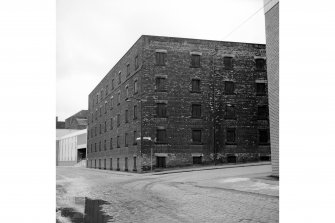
top-left (56, 0), bottom-right (266, 121)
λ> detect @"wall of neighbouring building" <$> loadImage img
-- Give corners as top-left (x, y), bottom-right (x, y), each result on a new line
top-left (265, 0), bottom-right (279, 177)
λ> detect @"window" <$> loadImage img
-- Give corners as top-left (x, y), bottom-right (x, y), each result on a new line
top-left (126, 64), bottom-right (130, 76)
top-left (133, 130), bottom-right (137, 145)
top-left (125, 85), bottom-right (129, 99)
top-left (104, 159), bottom-right (106, 170)
top-left (99, 159), bottom-right (101, 169)
top-left (135, 55), bottom-right (139, 70)
top-left (95, 160), bottom-right (96, 168)
top-left (110, 158), bottom-right (113, 170)
top-left (256, 83), bottom-right (267, 95)
top-left (110, 118), bottom-right (113, 130)
top-left (226, 128), bottom-right (236, 144)
top-left (156, 129), bottom-right (167, 143)
top-left (192, 104), bottom-right (201, 118)
top-left (95, 143), bottom-right (97, 152)
top-left (225, 81), bottom-right (235, 94)
top-left (105, 85), bottom-right (108, 96)
top-left (133, 105), bottom-right (138, 119)
top-left (104, 140), bottom-right (106, 150)
top-left (191, 54), bottom-right (200, 68)
top-left (125, 133), bottom-right (128, 147)
top-left (117, 158), bottom-right (120, 170)
top-left (99, 124), bottom-right (101, 134)
top-left (125, 157), bottom-right (128, 171)
top-left (157, 103), bottom-right (167, 118)
top-left (90, 144), bottom-right (92, 153)
top-left (255, 58), bottom-right (266, 70)
top-left (104, 102), bottom-right (107, 114)
top-left (134, 79), bottom-right (138, 94)
top-left (99, 107), bottom-right (102, 117)
top-left (224, 57), bottom-right (233, 69)
top-left (110, 97), bottom-right (114, 110)
top-left (104, 121), bottom-right (107, 132)
top-left (257, 105), bottom-right (268, 119)
top-left (96, 94), bottom-right (98, 103)
top-left (125, 110), bottom-right (129, 123)
top-left (117, 136), bottom-right (120, 148)
top-left (91, 113), bottom-right (93, 123)
top-left (112, 79), bottom-right (114, 90)
top-left (191, 79), bottom-right (200, 92)
top-left (192, 129), bottom-right (202, 143)
top-left (118, 72), bottom-right (121, 84)
top-left (226, 105), bottom-right (236, 119)
top-left (156, 52), bottom-right (166, 66)
top-left (87, 130), bottom-right (89, 140)
top-left (110, 138), bottom-right (113, 149)
top-left (156, 77), bottom-right (166, 91)
top-left (99, 141), bottom-right (101, 151)
top-left (95, 127), bottom-right (97, 136)
top-left (100, 90), bottom-right (103, 100)
top-left (117, 92), bottom-right (121, 105)
top-left (259, 129), bottom-right (269, 144)
top-left (117, 114), bottom-right (120, 126)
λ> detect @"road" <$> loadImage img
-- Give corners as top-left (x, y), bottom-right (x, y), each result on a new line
top-left (56, 165), bottom-right (279, 223)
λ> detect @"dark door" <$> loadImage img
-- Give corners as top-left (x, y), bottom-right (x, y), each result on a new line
top-left (193, 156), bottom-right (202, 164)
top-left (156, 157), bottom-right (166, 168)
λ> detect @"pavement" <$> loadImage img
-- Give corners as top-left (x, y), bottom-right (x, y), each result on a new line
top-left (57, 163), bottom-right (279, 223)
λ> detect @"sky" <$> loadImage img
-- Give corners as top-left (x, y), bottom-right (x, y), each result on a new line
top-left (57, 0), bottom-right (266, 121)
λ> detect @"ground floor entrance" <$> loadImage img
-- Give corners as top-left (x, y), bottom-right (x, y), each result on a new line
top-left (77, 148), bottom-right (86, 162)
top-left (156, 156), bottom-right (166, 168)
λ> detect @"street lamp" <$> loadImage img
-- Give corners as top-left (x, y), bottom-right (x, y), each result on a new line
top-left (126, 96), bottom-right (153, 171)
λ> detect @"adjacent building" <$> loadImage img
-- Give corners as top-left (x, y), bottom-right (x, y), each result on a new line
top-left (57, 129), bottom-right (87, 166)
top-left (87, 35), bottom-right (270, 172)
top-left (65, 110), bottom-right (88, 130)
top-left (264, 0), bottom-right (279, 177)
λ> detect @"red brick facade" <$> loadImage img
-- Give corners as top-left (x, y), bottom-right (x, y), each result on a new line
top-left (87, 35), bottom-right (270, 172)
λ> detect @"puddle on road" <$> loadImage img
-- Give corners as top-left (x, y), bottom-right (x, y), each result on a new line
top-left (57, 197), bottom-right (113, 223)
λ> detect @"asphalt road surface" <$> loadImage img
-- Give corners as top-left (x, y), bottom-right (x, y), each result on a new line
top-left (56, 165), bottom-right (278, 223)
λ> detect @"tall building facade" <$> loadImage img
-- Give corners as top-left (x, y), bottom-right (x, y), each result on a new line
top-left (87, 35), bottom-right (270, 172)
top-left (264, 0), bottom-right (279, 177)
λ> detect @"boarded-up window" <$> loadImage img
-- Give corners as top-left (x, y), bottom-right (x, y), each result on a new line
top-left (224, 57), bottom-right (233, 69)
top-left (255, 58), bottom-right (266, 70)
top-left (133, 105), bottom-right (138, 119)
top-left (256, 83), bottom-right (266, 95)
top-left (117, 114), bottom-right (120, 126)
top-left (156, 129), bottom-right (167, 143)
top-left (125, 110), bottom-right (129, 123)
top-left (226, 105), bottom-right (235, 119)
top-left (191, 79), bottom-right (200, 92)
top-left (125, 133), bottom-right (128, 147)
top-left (133, 130), bottom-right (137, 145)
top-left (192, 104), bottom-right (201, 118)
top-left (156, 77), bottom-right (166, 91)
top-left (257, 105), bottom-right (268, 119)
top-left (225, 81), bottom-right (235, 94)
top-left (134, 80), bottom-right (138, 93)
top-left (191, 54), bottom-right (200, 67)
top-left (157, 103), bottom-right (167, 118)
top-left (117, 136), bottom-right (120, 148)
top-left (226, 128), bottom-right (236, 144)
top-left (156, 52), bottom-right (166, 65)
top-left (126, 64), bottom-right (130, 76)
top-left (259, 129), bottom-right (269, 144)
top-left (192, 129), bottom-right (202, 143)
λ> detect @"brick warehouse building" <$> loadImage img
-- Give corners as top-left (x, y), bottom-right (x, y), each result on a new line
top-left (87, 35), bottom-right (270, 172)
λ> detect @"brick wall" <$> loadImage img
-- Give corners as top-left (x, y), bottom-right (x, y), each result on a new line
top-left (265, 2), bottom-right (279, 177)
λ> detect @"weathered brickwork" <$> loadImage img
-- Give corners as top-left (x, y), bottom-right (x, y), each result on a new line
top-left (87, 35), bottom-right (270, 172)
top-left (265, 2), bottom-right (279, 177)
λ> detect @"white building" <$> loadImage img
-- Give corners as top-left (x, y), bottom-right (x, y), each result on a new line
top-left (56, 129), bottom-right (87, 166)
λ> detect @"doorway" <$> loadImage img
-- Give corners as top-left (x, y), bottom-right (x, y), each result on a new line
top-left (156, 156), bottom-right (166, 168)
